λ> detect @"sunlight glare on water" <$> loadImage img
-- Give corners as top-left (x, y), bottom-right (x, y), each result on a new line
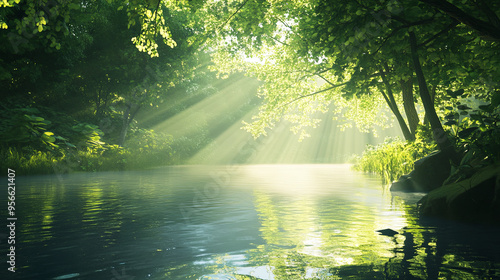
top-left (8, 164), bottom-right (500, 279)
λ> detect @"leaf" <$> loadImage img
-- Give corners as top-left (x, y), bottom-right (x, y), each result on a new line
top-left (478, 104), bottom-right (492, 113)
top-left (445, 113), bottom-right (457, 120)
top-left (68, 3), bottom-right (80, 9)
top-left (483, 117), bottom-right (496, 124)
top-left (458, 127), bottom-right (478, 139)
top-left (491, 93), bottom-right (500, 108)
top-left (469, 114), bottom-right (482, 121)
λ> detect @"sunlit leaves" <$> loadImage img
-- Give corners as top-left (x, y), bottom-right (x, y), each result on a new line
top-left (128, 4), bottom-right (177, 57)
top-left (204, 0), bottom-right (499, 144)
top-left (0, 0), bottom-right (76, 53)
top-left (203, 0), bottom-right (418, 139)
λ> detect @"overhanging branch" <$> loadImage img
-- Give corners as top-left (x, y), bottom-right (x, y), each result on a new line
top-left (217, 0), bottom-right (250, 32)
top-left (419, 19), bottom-right (460, 47)
top-left (419, 0), bottom-right (500, 40)
top-left (280, 81), bottom-right (351, 108)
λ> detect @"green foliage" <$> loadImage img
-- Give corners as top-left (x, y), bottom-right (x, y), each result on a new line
top-left (353, 128), bottom-right (437, 184)
top-left (2, 0), bottom-right (499, 177)
top-left (441, 93), bottom-right (500, 184)
top-left (0, 0), bottom-right (189, 59)
top-left (123, 128), bottom-right (174, 169)
top-left (1, 147), bottom-right (58, 175)
top-left (0, 128), bottom-right (176, 174)
top-left (0, 107), bottom-right (60, 150)
top-left (203, 0), bottom-right (500, 147)
top-left (0, 101), bottom-right (180, 174)
top-left (69, 123), bottom-right (105, 150)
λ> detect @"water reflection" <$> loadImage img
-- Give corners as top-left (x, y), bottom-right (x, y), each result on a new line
top-left (3, 165), bottom-right (500, 279)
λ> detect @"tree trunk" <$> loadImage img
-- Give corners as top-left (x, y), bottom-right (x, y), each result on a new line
top-left (380, 68), bottom-right (415, 141)
top-left (118, 102), bottom-right (141, 147)
top-left (424, 84), bottom-right (437, 125)
top-left (95, 85), bottom-right (103, 120)
top-left (409, 31), bottom-right (461, 165)
top-left (400, 76), bottom-right (420, 135)
top-left (118, 105), bottom-right (131, 147)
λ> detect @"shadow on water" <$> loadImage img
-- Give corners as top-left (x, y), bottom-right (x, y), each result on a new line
top-left (2, 165), bottom-right (500, 279)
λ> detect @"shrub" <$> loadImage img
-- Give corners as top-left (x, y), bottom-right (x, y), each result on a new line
top-left (353, 127), bottom-right (437, 184)
top-left (1, 147), bottom-right (60, 175)
top-left (123, 128), bottom-right (174, 169)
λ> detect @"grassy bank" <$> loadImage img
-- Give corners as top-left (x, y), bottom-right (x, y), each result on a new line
top-left (0, 105), bottom-right (215, 175)
top-left (352, 136), bottom-right (437, 184)
top-left (1, 139), bottom-right (174, 175)
top-left (0, 128), bottom-right (209, 176)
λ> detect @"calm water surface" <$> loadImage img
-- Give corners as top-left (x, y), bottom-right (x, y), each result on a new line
top-left (3, 164), bottom-right (500, 279)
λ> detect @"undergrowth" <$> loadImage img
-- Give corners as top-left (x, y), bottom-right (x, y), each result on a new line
top-left (1, 128), bottom-right (180, 175)
top-left (353, 134), bottom-right (437, 184)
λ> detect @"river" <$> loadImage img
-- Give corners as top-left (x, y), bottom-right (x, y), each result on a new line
top-left (3, 164), bottom-right (500, 279)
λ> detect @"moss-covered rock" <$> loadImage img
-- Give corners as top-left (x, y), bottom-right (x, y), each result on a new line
top-left (391, 151), bottom-right (451, 192)
top-left (418, 165), bottom-right (500, 223)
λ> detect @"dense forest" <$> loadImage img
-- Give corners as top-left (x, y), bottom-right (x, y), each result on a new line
top-left (0, 0), bottom-right (261, 173)
top-left (1, 0), bottom-right (499, 221)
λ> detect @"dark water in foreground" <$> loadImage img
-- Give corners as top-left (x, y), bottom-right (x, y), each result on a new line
top-left (2, 164), bottom-right (500, 279)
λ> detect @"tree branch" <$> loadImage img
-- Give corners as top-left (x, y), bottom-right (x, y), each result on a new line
top-left (372, 18), bottom-right (435, 56)
top-left (418, 19), bottom-right (459, 47)
top-left (471, 0), bottom-right (500, 29)
top-left (316, 73), bottom-right (336, 87)
top-left (409, 30), bottom-right (460, 164)
top-left (217, 0), bottom-right (250, 32)
top-left (372, 26), bottom-right (406, 55)
top-left (380, 63), bottom-right (414, 141)
top-left (419, 0), bottom-right (500, 40)
top-left (264, 34), bottom-right (290, 46)
top-left (280, 81), bottom-right (351, 108)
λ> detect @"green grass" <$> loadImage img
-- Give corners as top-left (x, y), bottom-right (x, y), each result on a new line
top-left (1, 147), bottom-right (59, 175)
top-left (0, 129), bottom-right (178, 175)
top-left (352, 137), bottom-right (436, 184)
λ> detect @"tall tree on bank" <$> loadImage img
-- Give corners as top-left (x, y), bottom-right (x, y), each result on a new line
top-left (0, 0), bottom-right (205, 147)
top-left (2, 0), bottom-right (498, 152)
top-left (201, 0), bottom-right (499, 160)
top-left (409, 31), bottom-right (460, 164)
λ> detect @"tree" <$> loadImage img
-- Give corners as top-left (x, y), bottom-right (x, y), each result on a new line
top-left (0, 0), bottom-right (182, 59)
top-left (0, 0), bottom-right (206, 147)
top-left (195, 0), bottom-right (499, 163)
top-left (418, 0), bottom-right (500, 41)
top-left (3, 0), bottom-right (498, 159)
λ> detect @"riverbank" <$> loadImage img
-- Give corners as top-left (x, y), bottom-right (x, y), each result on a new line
top-left (353, 134), bottom-right (500, 224)
top-left (352, 136), bottom-right (436, 184)
top-left (0, 129), bottom-right (206, 176)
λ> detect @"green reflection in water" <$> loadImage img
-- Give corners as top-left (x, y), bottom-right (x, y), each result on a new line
top-left (199, 169), bottom-right (499, 280)
top-left (246, 188), bottom-right (399, 279)
top-left (12, 166), bottom-right (500, 279)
